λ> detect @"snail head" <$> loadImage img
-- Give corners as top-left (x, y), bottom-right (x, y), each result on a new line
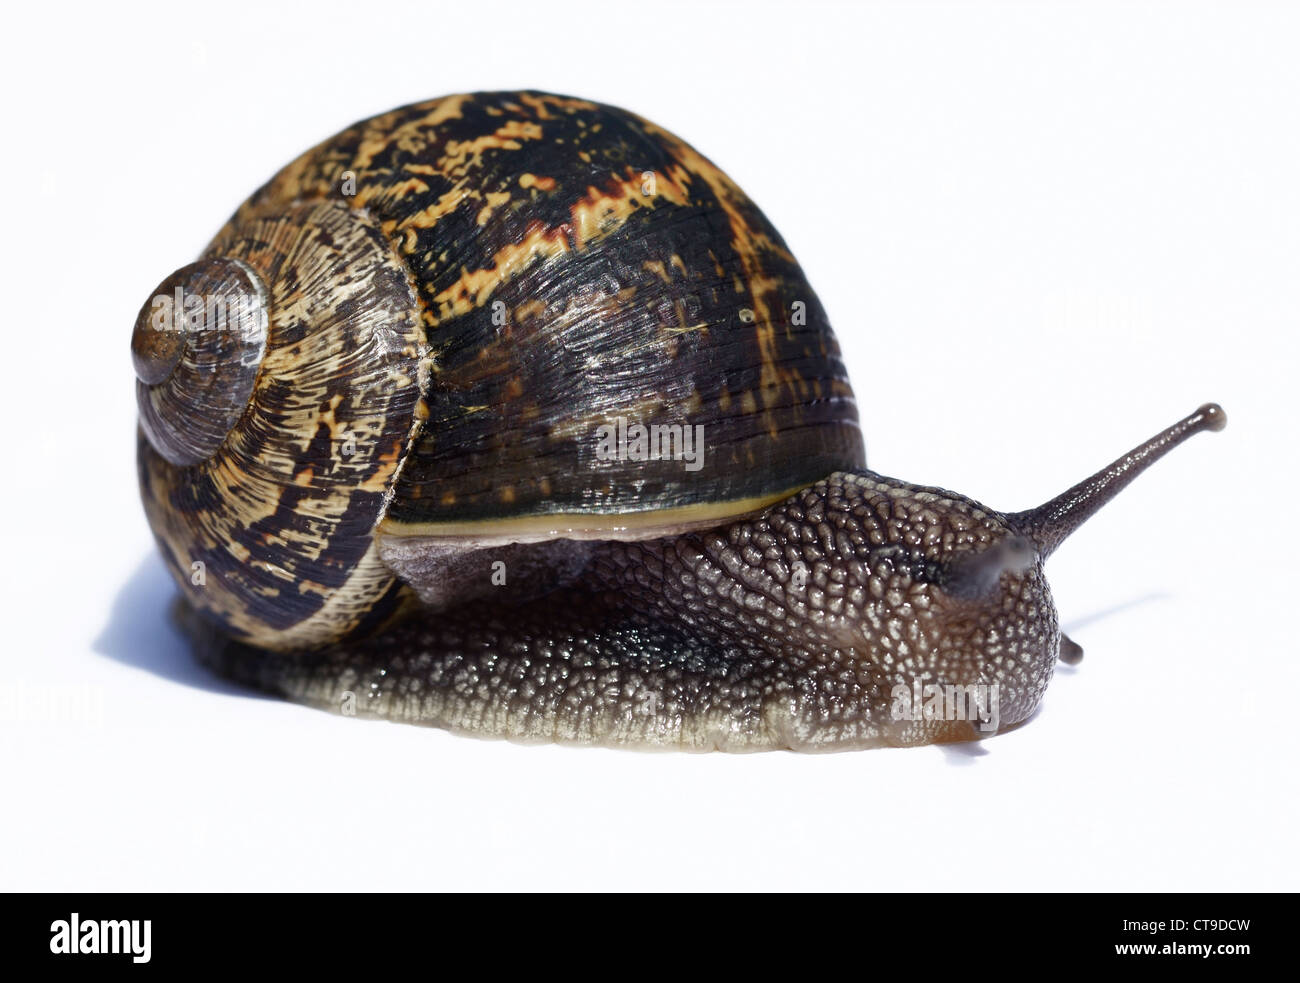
top-left (787, 403), bottom-right (1227, 744)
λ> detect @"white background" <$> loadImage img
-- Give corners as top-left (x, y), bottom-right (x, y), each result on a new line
top-left (1, 0), bottom-right (1296, 891)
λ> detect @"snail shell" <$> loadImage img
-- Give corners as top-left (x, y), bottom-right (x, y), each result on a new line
top-left (135, 91), bottom-right (864, 650)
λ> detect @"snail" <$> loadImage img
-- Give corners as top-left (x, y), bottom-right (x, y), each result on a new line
top-left (133, 90), bottom-right (1225, 751)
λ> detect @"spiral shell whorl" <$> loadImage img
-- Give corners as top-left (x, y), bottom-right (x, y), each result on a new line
top-left (137, 200), bottom-right (425, 649)
top-left (132, 258), bottom-right (268, 466)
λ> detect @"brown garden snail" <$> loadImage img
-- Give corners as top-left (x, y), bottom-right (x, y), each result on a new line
top-left (132, 90), bottom-right (1225, 751)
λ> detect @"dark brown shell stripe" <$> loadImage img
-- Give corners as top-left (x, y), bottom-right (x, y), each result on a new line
top-left (226, 91), bottom-right (866, 531)
top-left (138, 200), bottom-right (424, 648)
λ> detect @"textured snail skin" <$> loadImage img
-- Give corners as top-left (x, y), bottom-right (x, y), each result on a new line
top-left (192, 472), bottom-right (1053, 750)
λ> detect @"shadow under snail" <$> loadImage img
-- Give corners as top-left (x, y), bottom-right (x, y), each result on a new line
top-left (131, 90), bottom-right (1225, 751)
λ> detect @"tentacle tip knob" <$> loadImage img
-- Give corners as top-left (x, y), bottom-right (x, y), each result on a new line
top-left (1197, 402), bottom-right (1227, 433)
top-left (1058, 633), bottom-right (1084, 666)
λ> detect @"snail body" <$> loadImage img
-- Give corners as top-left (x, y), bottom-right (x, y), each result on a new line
top-left (134, 91), bottom-right (1224, 751)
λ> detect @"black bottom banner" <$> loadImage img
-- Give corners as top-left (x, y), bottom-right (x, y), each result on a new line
top-left (3, 892), bottom-right (1280, 974)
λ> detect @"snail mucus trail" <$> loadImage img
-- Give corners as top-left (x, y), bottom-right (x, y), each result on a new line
top-left (130, 91), bottom-right (1226, 751)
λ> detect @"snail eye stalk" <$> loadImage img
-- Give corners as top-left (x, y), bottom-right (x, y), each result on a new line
top-left (1009, 403), bottom-right (1226, 559)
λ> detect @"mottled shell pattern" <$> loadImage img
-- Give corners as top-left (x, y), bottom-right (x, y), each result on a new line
top-left (137, 91), bottom-right (865, 651)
